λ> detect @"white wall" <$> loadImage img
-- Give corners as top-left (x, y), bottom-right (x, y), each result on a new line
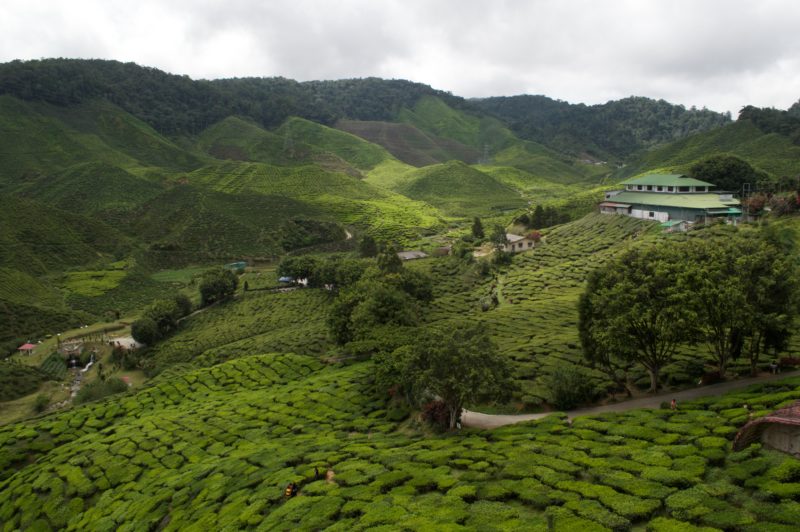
top-left (631, 209), bottom-right (669, 222)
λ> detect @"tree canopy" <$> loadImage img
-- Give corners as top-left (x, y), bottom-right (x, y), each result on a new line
top-left (579, 243), bottom-right (696, 392)
top-left (377, 321), bottom-right (515, 429)
top-left (199, 268), bottom-right (239, 306)
top-left (689, 154), bottom-right (768, 193)
top-left (580, 229), bottom-right (800, 391)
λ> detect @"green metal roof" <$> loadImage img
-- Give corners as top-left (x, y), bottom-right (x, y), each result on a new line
top-left (660, 220), bottom-right (685, 227)
top-left (620, 174), bottom-right (716, 188)
top-left (611, 191), bottom-right (740, 210)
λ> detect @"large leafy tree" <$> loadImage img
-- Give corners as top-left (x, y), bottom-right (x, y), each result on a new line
top-left (327, 266), bottom-right (431, 345)
top-left (198, 268), bottom-right (239, 306)
top-left (579, 243), bottom-right (697, 392)
top-left (380, 322), bottom-right (515, 429)
top-left (682, 234), bottom-right (799, 376)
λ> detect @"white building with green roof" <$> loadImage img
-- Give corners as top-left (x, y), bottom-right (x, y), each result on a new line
top-left (599, 174), bottom-right (741, 224)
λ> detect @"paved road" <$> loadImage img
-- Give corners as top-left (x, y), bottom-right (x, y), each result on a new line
top-left (462, 370), bottom-right (800, 429)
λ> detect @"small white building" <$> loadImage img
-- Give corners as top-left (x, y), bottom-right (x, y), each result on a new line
top-left (503, 233), bottom-right (540, 253)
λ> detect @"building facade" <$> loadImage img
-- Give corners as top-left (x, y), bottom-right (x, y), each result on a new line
top-left (599, 174), bottom-right (741, 226)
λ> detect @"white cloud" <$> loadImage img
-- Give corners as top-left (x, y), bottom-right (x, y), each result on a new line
top-left (1, 0), bottom-right (798, 114)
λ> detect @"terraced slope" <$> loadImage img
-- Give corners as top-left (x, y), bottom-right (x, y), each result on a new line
top-left (2, 344), bottom-right (800, 530)
top-left (417, 213), bottom-right (660, 401)
top-left (149, 289), bottom-right (332, 370)
top-left (336, 119), bottom-right (480, 166)
top-left (188, 161), bottom-right (442, 243)
top-left (621, 120), bottom-right (800, 180)
top-left (394, 161), bottom-right (526, 218)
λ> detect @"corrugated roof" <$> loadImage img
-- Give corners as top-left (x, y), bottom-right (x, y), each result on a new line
top-left (733, 400), bottom-right (800, 451)
top-left (611, 191), bottom-right (740, 210)
top-left (621, 174), bottom-right (716, 187)
top-left (506, 233), bottom-right (526, 243)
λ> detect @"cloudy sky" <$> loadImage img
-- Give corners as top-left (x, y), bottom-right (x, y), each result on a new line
top-left (2, 0), bottom-right (799, 115)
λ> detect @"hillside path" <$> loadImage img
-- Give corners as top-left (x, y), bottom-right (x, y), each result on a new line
top-left (462, 369), bottom-right (800, 429)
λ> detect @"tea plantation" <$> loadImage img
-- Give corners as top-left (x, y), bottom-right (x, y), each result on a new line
top-left (2, 347), bottom-right (800, 530)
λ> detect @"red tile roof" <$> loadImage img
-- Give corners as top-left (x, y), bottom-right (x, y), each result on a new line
top-left (18, 343), bottom-right (36, 351)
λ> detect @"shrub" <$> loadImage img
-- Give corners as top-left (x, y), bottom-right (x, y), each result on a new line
top-left (33, 394), bottom-right (49, 413)
top-left (546, 365), bottom-right (596, 410)
top-left (74, 377), bottom-right (128, 405)
top-left (131, 317), bottom-right (160, 346)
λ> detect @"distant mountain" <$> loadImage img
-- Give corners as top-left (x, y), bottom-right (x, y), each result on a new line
top-left (0, 59), bottom-right (731, 163)
top-left (473, 94), bottom-right (731, 161)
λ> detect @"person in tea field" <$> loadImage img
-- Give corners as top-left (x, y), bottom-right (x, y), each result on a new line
top-left (284, 482), bottom-right (298, 498)
top-left (670, 398), bottom-right (677, 410)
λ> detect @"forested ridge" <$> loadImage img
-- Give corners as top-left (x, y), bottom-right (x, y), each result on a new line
top-left (0, 58), bottom-right (734, 160)
top-left (0, 59), bottom-right (473, 136)
top-left (473, 94), bottom-right (732, 160)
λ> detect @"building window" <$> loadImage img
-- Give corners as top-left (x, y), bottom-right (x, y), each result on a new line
top-left (637, 185), bottom-right (643, 190)
top-left (647, 185), bottom-right (653, 191)
top-left (678, 186), bottom-right (690, 192)
top-left (649, 211), bottom-right (654, 218)
top-left (656, 186), bottom-right (663, 191)
top-left (697, 186), bottom-right (706, 192)
top-left (667, 186), bottom-right (674, 192)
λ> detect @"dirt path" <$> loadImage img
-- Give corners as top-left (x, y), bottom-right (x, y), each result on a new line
top-left (462, 370), bottom-right (800, 429)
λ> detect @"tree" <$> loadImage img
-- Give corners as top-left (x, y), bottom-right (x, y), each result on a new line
top-left (174, 294), bottom-right (192, 317)
top-left (380, 322), bottom-right (515, 429)
top-left (131, 317), bottom-right (160, 346)
top-left (689, 154), bottom-right (767, 193)
top-left (277, 256), bottom-right (319, 280)
top-left (579, 244), bottom-right (696, 392)
top-left (489, 225), bottom-right (508, 251)
top-left (199, 268), bottom-right (239, 306)
top-left (143, 299), bottom-right (182, 337)
top-left (471, 217), bottom-right (485, 239)
top-left (377, 244), bottom-right (403, 274)
top-left (682, 234), bottom-right (799, 376)
top-left (358, 235), bottom-right (378, 258)
top-left (531, 205), bottom-right (545, 229)
top-left (326, 266), bottom-right (432, 345)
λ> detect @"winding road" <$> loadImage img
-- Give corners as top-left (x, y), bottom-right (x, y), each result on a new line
top-left (462, 370), bottom-right (800, 429)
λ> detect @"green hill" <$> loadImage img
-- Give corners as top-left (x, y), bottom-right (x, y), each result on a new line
top-left (475, 94), bottom-right (731, 160)
top-left (0, 95), bottom-right (200, 183)
top-left (336, 119), bottom-right (480, 166)
top-left (198, 116), bottom-right (395, 174)
top-left (620, 120), bottom-right (800, 180)
top-left (396, 161), bottom-right (527, 217)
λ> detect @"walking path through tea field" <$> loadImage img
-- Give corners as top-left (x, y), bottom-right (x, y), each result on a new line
top-left (463, 370), bottom-right (800, 429)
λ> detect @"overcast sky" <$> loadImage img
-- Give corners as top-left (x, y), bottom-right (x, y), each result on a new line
top-left (2, 0), bottom-right (799, 115)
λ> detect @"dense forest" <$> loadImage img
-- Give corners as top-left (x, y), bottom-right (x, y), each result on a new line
top-left (739, 104), bottom-right (800, 145)
top-left (0, 59), bottom-right (471, 136)
top-left (473, 94), bottom-right (731, 160)
top-left (0, 59), bottom-right (733, 161)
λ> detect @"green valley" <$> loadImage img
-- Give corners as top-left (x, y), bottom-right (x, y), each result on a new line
top-left (1, 58), bottom-right (799, 531)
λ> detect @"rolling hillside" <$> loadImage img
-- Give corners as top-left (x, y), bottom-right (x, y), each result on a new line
top-left (394, 161), bottom-right (527, 217)
top-left (619, 120), bottom-right (800, 181)
top-left (336, 119), bottom-right (480, 166)
top-left (474, 94), bottom-right (731, 161)
top-left (2, 298), bottom-right (800, 530)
